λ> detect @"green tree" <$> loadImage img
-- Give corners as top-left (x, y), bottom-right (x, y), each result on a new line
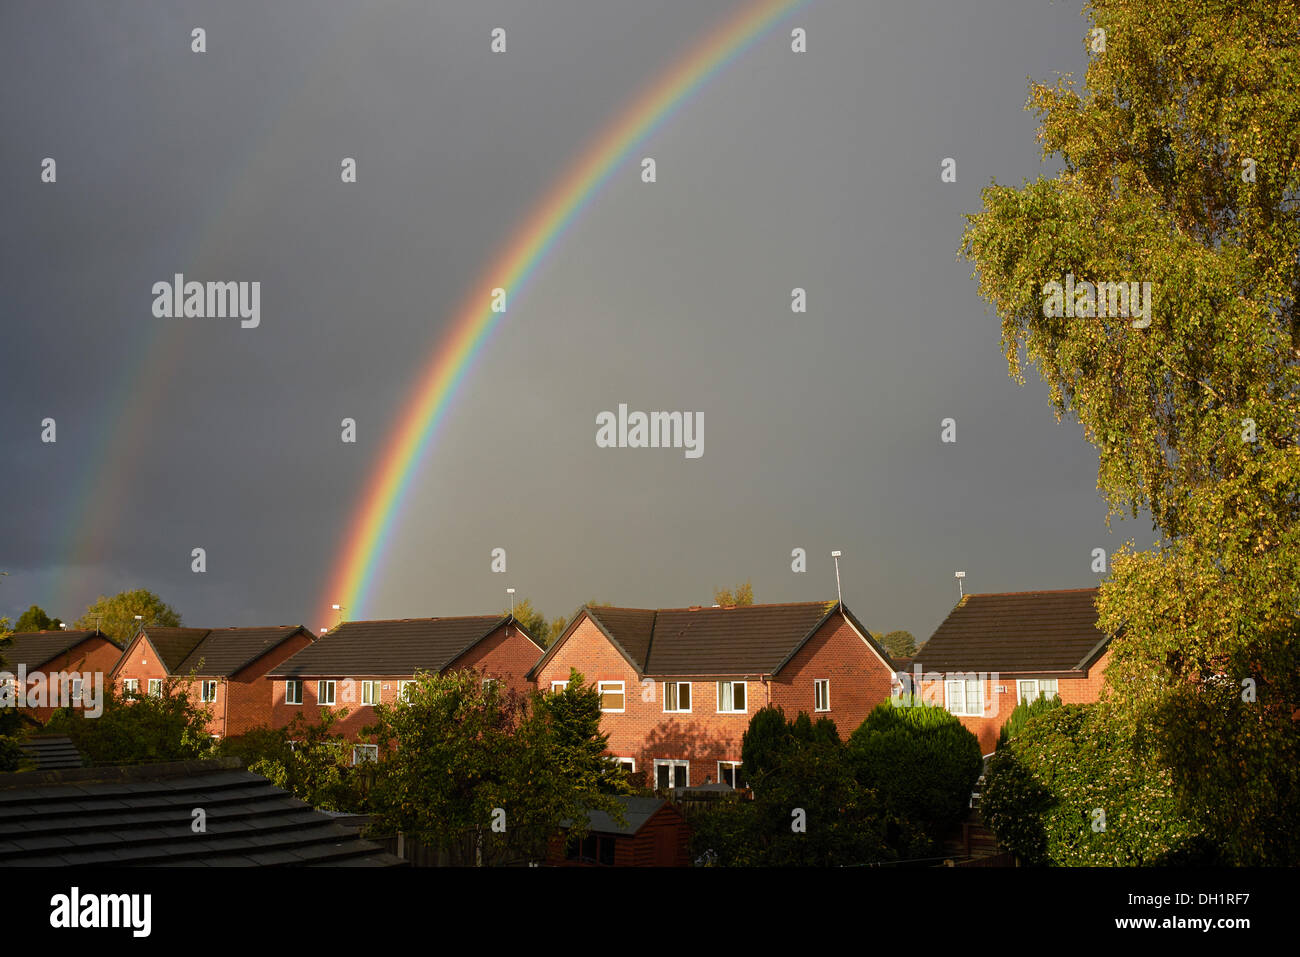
top-left (363, 669), bottom-right (623, 865)
top-left (847, 698), bottom-right (983, 844)
top-left (504, 598), bottom-right (549, 646)
top-left (246, 710), bottom-right (363, 812)
top-left (74, 589), bottom-right (182, 642)
top-left (879, 630), bottom-right (917, 658)
top-left (13, 605), bottom-right (61, 633)
top-left (713, 581), bottom-right (754, 607)
top-left (537, 668), bottom-right (631, 796)
top-left (981, 704), bottom-right (1210, 866)
top-left (44, 679), bottom-right (213, 766)
top-left (700, 704), bottom-right (895, 866)
top-left (960, 0), bottom-right (1300, 864)
top-left (996, 692), bottom-right (1062, 750)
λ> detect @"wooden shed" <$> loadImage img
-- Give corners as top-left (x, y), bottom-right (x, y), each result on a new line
top-left (548, 795), bottom-right (691, 867)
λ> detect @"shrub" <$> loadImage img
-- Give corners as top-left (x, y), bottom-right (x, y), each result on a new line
top-left (996, 693), bottom-right (1061, 750)
top-left (980, 703), bottom-right (1210, 865)
top-left (44, 682), bottom-right (213, 766)
top-left (247, 709), bottom-right (362, 812)
top-left (846, 698), bottom-right (983, 841)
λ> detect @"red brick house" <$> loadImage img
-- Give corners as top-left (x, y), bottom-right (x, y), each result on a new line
top-left (905, 588), bottom-right (1114, 755)
top-left (547, 795), bottom-right (691, 867)
top-left (265, 615), bottom-right (545, 745)
top-left (110, 625), bottom-right (316, 738)
top-left (528, 601), bottom-right (896, 790)
top-left (0, 629), bottom-right (123, 723)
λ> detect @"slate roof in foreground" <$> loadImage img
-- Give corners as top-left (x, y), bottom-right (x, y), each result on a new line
top-left (0, 758), bottom-right (404, 867)
top-left (912, 588), bottom-right (1111, 674)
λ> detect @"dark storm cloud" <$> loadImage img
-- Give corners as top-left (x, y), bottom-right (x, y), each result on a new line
top-left (0, 0), bottom-right (1140, 642)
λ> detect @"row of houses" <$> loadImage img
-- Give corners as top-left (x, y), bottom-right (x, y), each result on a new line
top-left (2, 587), bottom-right (1114, 784)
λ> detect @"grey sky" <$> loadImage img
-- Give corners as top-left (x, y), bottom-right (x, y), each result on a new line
top-left (0, 0), bottom-right (1149, 641)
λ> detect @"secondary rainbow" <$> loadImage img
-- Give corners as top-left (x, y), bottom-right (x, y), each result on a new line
top-left (325, 0), bottom-right (812, 618)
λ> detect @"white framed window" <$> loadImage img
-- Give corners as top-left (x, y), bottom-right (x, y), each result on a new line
top-left (352, 744), bottom-right (378, 765)
top-left (148, 679), bottom-right (163, 698)
top-left (70, 678), bottom-right (84, 705)
top-left (612, 757), bottom-right (635, 774)
top-left (200, 680), bottom-right (218, 703)
top-left (598, 681), bottom-right (625, 712)
top-left (663, 680), bottom-right (692, 713)
top-left (122, 678), bottom-right (139, 695)
top-left (814, 678), bottom-right (830, 712)
top-left (1, 675), bottom-right (17, 703)
top-left (361, 680), bottom-right (381, 705)
top-left (1016, 678), bottom-right (1059, 705)
top-left (718, 761), bottom-right (746, 789)
top-left (945, 678), bottom-right (985, 717)
top-left (318, 680), bottom-right (336, 706)
top-left (285, 680), bottom-right (303, 705)
top-left (482, 677), bottom-right (499, 691)
top-left (653, 759), bottom-right (689, 790)
top-left (717, 680), bottom-right (747, 714)
top-left (550, 680), bottom-right (568, 693)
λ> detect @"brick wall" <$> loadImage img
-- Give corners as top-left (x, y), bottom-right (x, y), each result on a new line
top-left (768, 613), bottom-right (896, 740)
top-left (913, 647), bottom-right (1113, 754)
top-left (111, 629), bottom-right (316, 738)
top-left (535, 611), bottom-right (897, 788)
top-left (264, 622), bottom-right (543, 742)
top-left (12, 636), bottom-right (125, 724)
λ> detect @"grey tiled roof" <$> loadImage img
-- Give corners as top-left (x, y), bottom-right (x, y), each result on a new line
top-left (912, 588), bottom-right (1110, 674)
top-left (2, 630), bottom-right (118, 670)
top-left (269, 615), bottom-right (539, 678)
top-left (563, 601), bottom-right (886, 677)
top-left (139, 626), bottom-right (311, 677)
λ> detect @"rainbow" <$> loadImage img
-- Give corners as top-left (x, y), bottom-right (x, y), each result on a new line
top-left (325, 0), bottom-right (813, 618)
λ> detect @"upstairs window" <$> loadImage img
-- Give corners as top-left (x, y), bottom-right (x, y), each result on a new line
top-left (663, 681), bottom-right (691, 713)
top-left (717, 681), bottom-right (747, 714)
top-left (318, 680), bottom-right (336, 706)
top-left (200, 680), bottom-right (218, 703)
top-left (122, 678), bottom-right (139, 695)
top-left (361, 680), bottom-right (381, 706)
top-left (814, 678), bottom-right (830, 712)
top-left (550, 681), bottom-right (568, 694)
top-left (598, 681), bottom-right (625, 712)
top-left (148, 679), bottom-right (163, 698)
top-left (285, 680), bottom-right (303, 705)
